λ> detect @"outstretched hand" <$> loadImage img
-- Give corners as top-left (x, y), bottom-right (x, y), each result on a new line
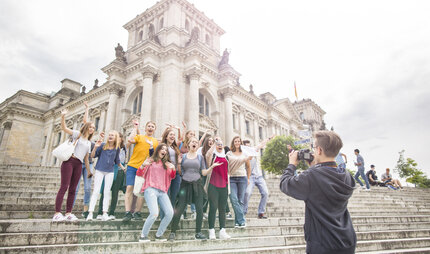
top-left (61, 109), bottom-right (68, 116)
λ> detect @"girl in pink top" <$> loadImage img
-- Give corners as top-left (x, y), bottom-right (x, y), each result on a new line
top-left (137, 143), bottom-right (176, 242)
top-left (205, 137), bottom-right (232, 240)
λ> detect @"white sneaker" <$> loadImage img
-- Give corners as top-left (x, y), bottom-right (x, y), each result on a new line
top-left (191, 212), bottom-right (196, 219)
top-left (364, 188), bottom-right (371, 191)
top-left (208, 228), bottom-right (216, 240)
top-left (108, 215), bottom-right (116, 220)
top-left (52, 213), bottom-right (65, 222)
top-left (102, 213), bottom-right (111, 221)
top-left (65, 213), bottom-right (78, 222)
top-left (86, 212), bottom-right (94, 221)
top-left (361, 186), bottom-right (366, 190)
top-left (96, 214), bottom-right (103, 220)
top-left (219, 228), bottom-right (231, 239)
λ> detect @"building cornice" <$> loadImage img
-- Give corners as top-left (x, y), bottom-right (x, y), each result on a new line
top-left (44, 84), bottom-right (110, 120)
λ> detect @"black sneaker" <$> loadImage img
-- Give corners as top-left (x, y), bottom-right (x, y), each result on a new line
top-left (239, 223), bottom-right (246, 228)
top-left (195, 232), bottom-right (207, 240)
top-left (82, 211), bottom-right (89, 219)
top-left (168, 232), bottom-right (176, 241)
top-left (133, 212), bottom-right (143, 221)
top-left (155, 235), bottom-right (167, 242)
top-left (258, 213), bottom-right (268, 219)
top-left (139, 236), bottom-right (150, 243)
top-left (122, 212), bottom-right (132, 222)
top-left (234, 223), bottom-right (240, 228)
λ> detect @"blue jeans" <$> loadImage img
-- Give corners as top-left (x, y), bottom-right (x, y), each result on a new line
top-left (168, 173), bottom-right (181, 206)
top-left (73, 163), bottom-right (93, 207)
top-left (229, 176), bottom-right (247, 225)
top-left (355, 169), bottom-right (370, 189)
top-left (338, 163), bottom-right (346, 173)
top-left (243, 175), bottom-right (269, 215)
top-left (141, 187), bottom-right (173, 238)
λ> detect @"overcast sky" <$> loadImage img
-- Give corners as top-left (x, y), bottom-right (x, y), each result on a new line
top-left (1, 0), bottom-right (429, 180)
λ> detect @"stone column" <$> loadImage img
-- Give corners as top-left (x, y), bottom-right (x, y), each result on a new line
top-left (105, 86), bottom-right (122, 132)
top-left (42, 122), bottom-right (54, 166)
top-left (223, 89), bottom-right (234, 144)
top-left (140, 67), bottom-right (157, 127)
top-left (98, 103), bottom-right (108, 132)
top-left (239, 108), bottom-right (246, 137)
top-left (253, 118), bottom-right (259, 145)
top-left (0, 122), bottom-right (12, 164)
top-left (186, 67), bottom-right (201, 133)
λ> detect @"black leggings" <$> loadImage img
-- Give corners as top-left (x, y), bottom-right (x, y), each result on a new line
top-left (171, 183), bottom-right (204, 233)
top-left (208, 183), bottom-right (228, 229)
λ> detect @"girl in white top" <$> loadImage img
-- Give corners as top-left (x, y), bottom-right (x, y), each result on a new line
top-left (53, 108), bottom-right (94, 222)
top-left (226, 136), bottom-right (252, 228)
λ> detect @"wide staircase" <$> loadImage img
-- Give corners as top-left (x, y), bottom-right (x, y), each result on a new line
top-left (1, 164), bottom-right (430, 253)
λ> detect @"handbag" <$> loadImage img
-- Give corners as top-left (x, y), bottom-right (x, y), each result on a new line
top-left (52, 136), bottom-right (79, 162)
top-left (133, 167), bottom-right (146, 197)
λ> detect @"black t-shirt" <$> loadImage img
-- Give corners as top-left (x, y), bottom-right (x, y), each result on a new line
top-left (366, 170), bottom-right (377, 181)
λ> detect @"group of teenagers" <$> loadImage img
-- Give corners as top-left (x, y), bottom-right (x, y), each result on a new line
top-left (52, 102), bottom-right (271, 242)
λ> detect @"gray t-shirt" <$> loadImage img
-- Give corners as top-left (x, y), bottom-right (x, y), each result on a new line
top-left (356, 154), bottom-right (365, 171)
top-left (71, 130), bottom-right (91, 163)
top-left (168, 146), bottom-right (177, 165)
top-left (381, 173), bottom-right (392, 180)
top-left (181, 154), bottom-right (205, 182)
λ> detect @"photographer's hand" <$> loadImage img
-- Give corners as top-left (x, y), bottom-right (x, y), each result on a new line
top-left (289, 150), bottom-right (299, 166)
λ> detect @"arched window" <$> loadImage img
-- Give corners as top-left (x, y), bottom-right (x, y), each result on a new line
top-left (205, 34), bottom-right (211, 45)
top-left (199, 92), bottom-right (210, 117)
top-left (133, 91), bottom-right (143, 114)
top-left (185, 20), bottom-right (190, 32)
top-left (159, 18), bottom-right (164, 30)
top-left (300, 112), bottom-right (305, 121)
top-left (138, 30), bottom-right (143, 41)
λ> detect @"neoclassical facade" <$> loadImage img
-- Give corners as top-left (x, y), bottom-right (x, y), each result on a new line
top-left (0, 0), bottom-right (326, 166)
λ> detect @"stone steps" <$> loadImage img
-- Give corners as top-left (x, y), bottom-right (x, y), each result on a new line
top-left (3, 216), bottom-right (430, 233)
top-left (2, 236), bottom-right (430, 254)
top-left (1, 164), bottom-right (430, 253)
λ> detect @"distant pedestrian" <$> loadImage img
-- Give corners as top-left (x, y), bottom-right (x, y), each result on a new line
top-left (354, 149), bottom-right (370, 190)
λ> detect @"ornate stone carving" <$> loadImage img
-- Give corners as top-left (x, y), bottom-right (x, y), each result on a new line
top-left (141, 66), bottom-right (159, 80)
top-left (185, 67), bottom-right (202, 81)
top-left (115, 43), bottom-right (127, 63)
top-left (108, 85), bottom-right (124, 96)
top-left (93, 79), bottom-right (99, 89)
top-left (249, 84), bottom-right (254, 94)
top-left (3, 122), bottom-right (12, 130)
top-left (81, 86), bottom-right (86, 95)
top-left (218, 48), bottom-right (229, 68)
top-left (186, 27), bottom-right (200, 46)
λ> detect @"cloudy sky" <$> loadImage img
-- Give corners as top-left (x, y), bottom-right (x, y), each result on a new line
top-left (1, 0), bottom-right (429, 179)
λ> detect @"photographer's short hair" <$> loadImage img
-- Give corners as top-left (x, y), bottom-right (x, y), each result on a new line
top-left (242, 140), bottom-right (251, 145)
top-left (314, 131), bottom-right (343, 157)
top-left (354, 149), bottom-right (360, 153)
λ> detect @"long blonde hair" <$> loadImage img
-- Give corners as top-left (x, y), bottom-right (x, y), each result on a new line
top-left (103, 130), bottom-right (120, 150)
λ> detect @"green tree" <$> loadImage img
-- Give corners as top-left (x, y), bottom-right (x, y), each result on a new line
top-left (395, 150), bottom-right (430, 188)
top-left (261, 135), bottom-right (308, 175)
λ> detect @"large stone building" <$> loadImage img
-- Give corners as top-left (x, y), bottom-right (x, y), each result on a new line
top-left (0, 0), bottom-right (325, 166)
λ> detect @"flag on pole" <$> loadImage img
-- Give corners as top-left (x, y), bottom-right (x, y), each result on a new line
top-left (294, 81), bottom-right (298, 100)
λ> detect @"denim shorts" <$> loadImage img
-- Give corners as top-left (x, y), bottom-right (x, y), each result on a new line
top-left (126, 165), bottom-right (138, 186)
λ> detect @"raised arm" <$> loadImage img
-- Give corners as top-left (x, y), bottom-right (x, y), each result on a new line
top-left (83, 101), bottom-right (89, 124)
top-left (179, 121), bottom-right (187, 142)
top-left (199, 129), bottom-right (210, 147)
top-left (60, 109), bottom-right (73, 135)
top-left (279, 151), bottom-right (311, 201)
top-left (128, 120), bottom-right (139, 145)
